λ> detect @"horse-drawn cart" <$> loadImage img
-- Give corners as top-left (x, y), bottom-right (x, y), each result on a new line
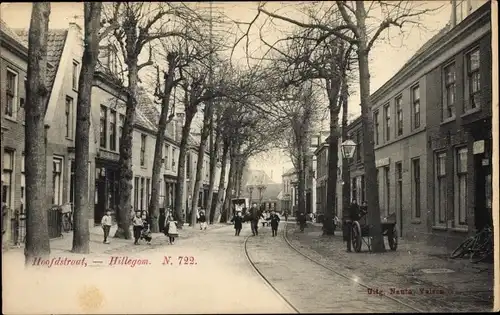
top-left (351, 211), bottom-right (398, 252)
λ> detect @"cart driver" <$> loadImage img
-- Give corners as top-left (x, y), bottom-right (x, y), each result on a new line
top-left (346, 199), bottom-right (361, 252)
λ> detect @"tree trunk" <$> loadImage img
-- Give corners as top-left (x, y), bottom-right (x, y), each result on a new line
top-left (213, 139), bottom-right (229, 223)
top-left (356, 1), bottom-right (384, 252)
top-left (297, 150), bottom-right (306, 215)
top-left (221, 147), bottom-right (237, 222)
top-left (173, 108), bottom-right (196, 226)
top-left (115, 60), bottom-right (139, 239)
top-left (148, 65), bottom-right (176, 233)
top-left (72, 2), bottom-right (102, 253)
top-left (190, 103), bottom-right (212, 227)
top-left (205, 126), bottom-right (220, 224)
top-left (25, 2), bottom-right (51, 265)
top-left (341, 84), bottom-right (351, 224)
top-left (323, 129), bottom-right (340, 235)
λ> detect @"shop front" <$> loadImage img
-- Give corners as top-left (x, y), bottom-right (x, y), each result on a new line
top-left (94, 159), bottom-right (120, 224)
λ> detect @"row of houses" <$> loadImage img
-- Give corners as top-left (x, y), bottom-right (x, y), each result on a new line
top-left (312, 1), bottom-right (493, 248)
top-left (1, 21), bottom-right (227, 246)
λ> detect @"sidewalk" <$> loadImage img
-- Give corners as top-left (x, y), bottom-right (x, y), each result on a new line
top-left (286, 223), bottom-right (493, 312)
top-left (3, 223), bottom-right (229, 258)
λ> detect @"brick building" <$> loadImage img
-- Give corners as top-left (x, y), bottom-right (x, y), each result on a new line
top-left (344, 1), bottom-right (492, 247)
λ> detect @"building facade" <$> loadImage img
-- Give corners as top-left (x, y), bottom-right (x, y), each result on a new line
top-left (344, 1), bottom-right (491, 247)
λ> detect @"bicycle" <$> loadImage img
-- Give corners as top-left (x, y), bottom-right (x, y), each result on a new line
top-left (450, 226), bottom-right (492, 261)
top-left (60, 203), bottom-right (73, 233)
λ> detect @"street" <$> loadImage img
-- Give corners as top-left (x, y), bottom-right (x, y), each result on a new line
top-left (2, 220), bottom-right (492, 313)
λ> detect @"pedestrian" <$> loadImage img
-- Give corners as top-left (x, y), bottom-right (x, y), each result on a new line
top-left (249, 203), bottom-right (261, 236)
top-left (231, 211), bottom-right (244, 236)
top-left (269, 210), bottom-right (280, 237)
top-left (101, 209), bottom-right (113, 244)
top-left (165, 214), bottom-right (179, 245)
top-left (297, 212), bottom-right (307, 232)
top-left (132, 212), bottom-right (143, 245)
top-left (346, 199), bottom-right (361, 252)
top-left (198, 210), bottom-right (207, 230)
top-left (284, 210), bottom-right (288, 222)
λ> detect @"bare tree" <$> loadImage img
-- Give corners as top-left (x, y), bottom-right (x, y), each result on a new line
top-left (204, 117), bottom-right (221, 224)
top-left (235, 1), bottom-right (442, 252)
top-left (24, 2), bottom-right (51, 264)
top-left (105, 3), bottom-right (207, 238)
top-left (72, 3), bottom-right (120, 254)
top-left (147, 53), bottom-right (180, 233)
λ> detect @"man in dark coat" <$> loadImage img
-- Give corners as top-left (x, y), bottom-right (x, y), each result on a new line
top-left (249, 203), bottom-right (261, 236)
top-left (269, 211), bottom-right (281, 237)
top-left (297, 212), bottom-right (307, 232)
top-left (346, 199), bottom-right (360, 252)
top-left (231, 211), bottom-right (244, 236)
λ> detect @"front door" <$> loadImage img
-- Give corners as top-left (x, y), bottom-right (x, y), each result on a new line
top-left (474, 144), bottom-right (492, 230)
top-left (94, 169), bottom-right (106, 224)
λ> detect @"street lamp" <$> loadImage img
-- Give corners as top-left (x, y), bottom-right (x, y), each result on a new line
top-left (341, 139), bottom-right (357, 159)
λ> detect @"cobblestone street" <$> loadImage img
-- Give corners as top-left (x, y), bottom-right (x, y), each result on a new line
top-left (3, 221), bottom-right (494, 313)
top-left (286, 222), bottom-right (493, 312)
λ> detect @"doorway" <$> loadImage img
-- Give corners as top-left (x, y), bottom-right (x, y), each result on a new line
top-left (474, 141), bottom-right (492, 230)
top-left (396, 162), bottom-right (403, 237)
top-left (94, 169), bottom-right (106, 224)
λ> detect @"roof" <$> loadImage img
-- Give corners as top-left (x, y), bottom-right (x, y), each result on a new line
top-left (136, 86), bottom-right (177, 139)
top-left (244, 169), bottom-right (275, 186)
top-left (282, 168), bottom-right (296, 176)
top-left (241, 183), bottom-right (282, 201)
top-left (0, 19), bottom-right (28, 50)
top-left (13, 28), bottom-right (67, 99)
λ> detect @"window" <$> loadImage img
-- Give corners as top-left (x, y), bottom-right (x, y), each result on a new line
top-left (109, 110), bottom-right (117, 151)
top-left (443, 63), bottom-right (456, 120)
top-left (384, 166), bottom-right (390, 217)
top-left (140, 134), bottom-right (146, 167)
top-left (5, 69), bottom-right (18, 117)
top-left (72, 61), bottom-right (79, 90)
top-left (186, 153), bottom-right (192, 178)
top-left (455, 147), bottom-right (468, 226)
top-left (396, 162), bottom-right (403, 220)
top-left (2, 151), bottom-right (14, 208)
top-left (140, 177), bottom-right (145, 210)
top-left (118, 114), bottom-right (125, 148)
top-left (412, 158), bottom-right (421, 219)
top-left (65, 96), bottom-right (73, 138)
top-left (396, 96), bottom-right (403, 136)
top-left (172, 148), bottom-right (176, 169)
top-left (134, 177), bottom-right (139, 211)
top-left (21, 153), bottom-right (25, 211)
top-left (360, 175), bottom-right (365, 203)
top-left (100, 106), bottom-right (107, 148)
top-left (411, 85), bottom-right (420, 129)
top-left (164, 144), bottom-right (170, 170)
top-left (146, 178), bottom-right (151, 208)
top-left (374, 111), bottom-right (379, 145)
top-left (384, 104), bottom-right (391, 141)
top-left (351, 177), bottom-right (357, 202)
top-left (53, 158), bottom-right (63, 205)
top-left (435, 152), bottom-right (447, 224)
top-left (466, 48), bottom-right (480, 110)
top-left (355, 131), bottom-right (361, 162)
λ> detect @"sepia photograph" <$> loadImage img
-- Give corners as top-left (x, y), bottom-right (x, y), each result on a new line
top-left (1, 1), bottom-right (498, 313)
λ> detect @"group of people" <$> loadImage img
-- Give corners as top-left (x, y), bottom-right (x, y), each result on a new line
top-left (231, 203), bottom-right (281, 237)
top-left (100, 209), bottom-right (180, 246)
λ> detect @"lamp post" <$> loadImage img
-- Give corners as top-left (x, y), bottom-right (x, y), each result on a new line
top-left (247, 185), bottom-right (254, 205)
top-left (256, 184), bottom-right (266, 210)
top-left (340, 139), bottom-right (356, 240)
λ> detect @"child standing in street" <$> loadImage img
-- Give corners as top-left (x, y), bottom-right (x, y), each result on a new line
top-left (101, 209), bottom-right (113, 244)
top-left (165, 214), bottom-right (179, 245)
top-left (132, 212), bottom-right (143, 245)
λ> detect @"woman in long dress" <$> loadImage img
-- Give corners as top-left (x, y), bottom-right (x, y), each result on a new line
top-left (165, 214), bottom-right (179, 245)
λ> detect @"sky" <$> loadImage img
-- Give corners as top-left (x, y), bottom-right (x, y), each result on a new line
top-left (0, 2), bottom-right (452, 183)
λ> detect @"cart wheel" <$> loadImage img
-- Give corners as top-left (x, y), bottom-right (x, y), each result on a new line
top-left (388, 226), bottom-right (398, 251)
top-left (352, 221), bottom-right (362, 253)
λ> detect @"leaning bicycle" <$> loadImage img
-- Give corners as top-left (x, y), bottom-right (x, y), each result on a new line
top-left (450, 226), bottom-right (493, 263)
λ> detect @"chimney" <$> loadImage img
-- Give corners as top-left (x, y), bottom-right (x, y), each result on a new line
top-left (451, 0), bottom-right (457, 27)
top-left (175, 113), bottom-right (185, 142)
